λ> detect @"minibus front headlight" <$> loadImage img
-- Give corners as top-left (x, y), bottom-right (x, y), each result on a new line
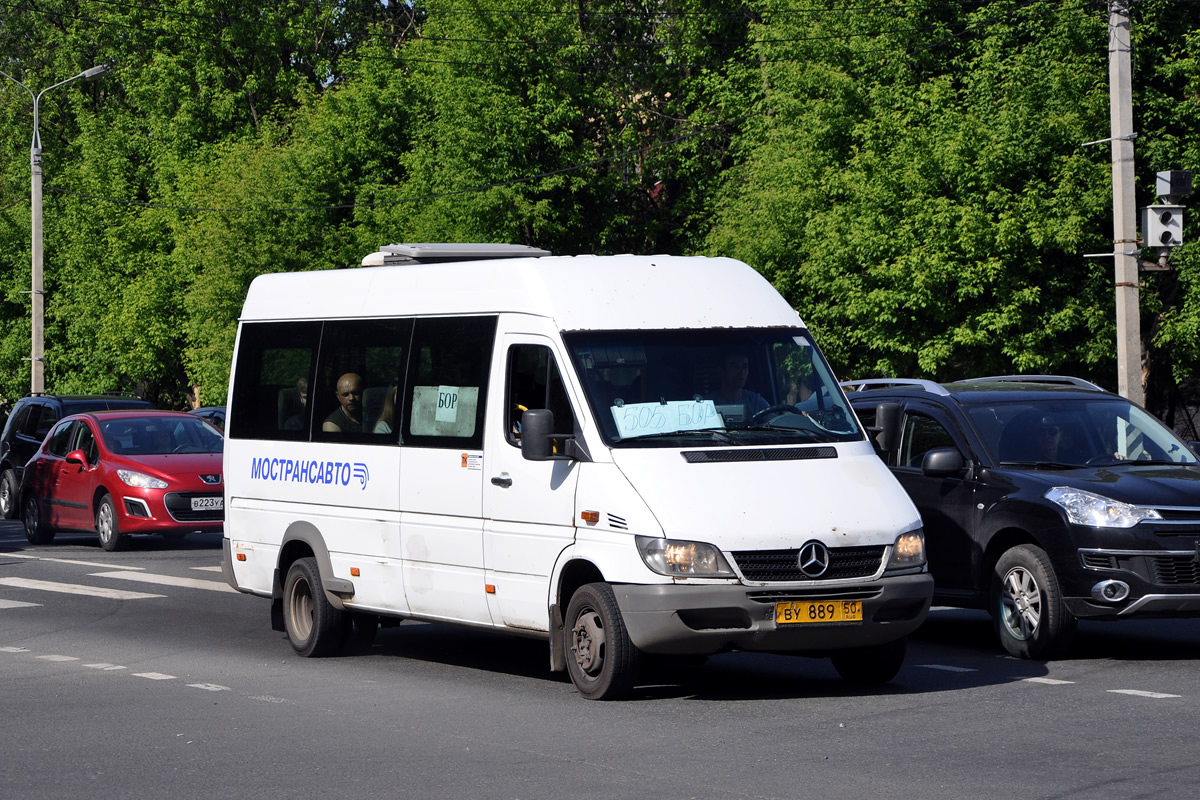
top-left (117, 469), bottom-right (168, 490)
top-left (886, 529), bottom-right (926, 572)
top-left (636, 536), bottom-right (735, 578)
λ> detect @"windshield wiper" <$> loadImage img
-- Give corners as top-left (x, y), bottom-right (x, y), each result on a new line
top-left (726, 424), bottom-right (826, 440)
top-left (997, 460), bottom-right (1078, 470)
top-left (622, 428), bottom-right (739, 444)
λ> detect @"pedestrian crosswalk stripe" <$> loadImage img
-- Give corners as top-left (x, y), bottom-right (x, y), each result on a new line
top-left (0, 577), bottom-right (165, 600)
top-left (0, 552), bottom-right (146, 570)
top-left (37, 655), bottom-right (80, 662)
top-left (133, 672), bottom-right (175, 680)
top-left (190, 566), bottom-right (222, 573)
top-left (89, 570), bottom-right (237, 593)
top-left (82, 663), bottom-right (126, 671)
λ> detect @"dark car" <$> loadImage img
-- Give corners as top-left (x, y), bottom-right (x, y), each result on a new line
top-left (19, 410), bottom-right (224, 551)
top-left (844, 375), bottom-right (1200, 659)
top-left (189, 406), bottom-right (226, 432)
top-left (0, 393), bottom-right (155, 520)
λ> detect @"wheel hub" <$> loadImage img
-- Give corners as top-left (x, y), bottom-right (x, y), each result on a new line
top-left (570, 610), bottom-right (606, 676)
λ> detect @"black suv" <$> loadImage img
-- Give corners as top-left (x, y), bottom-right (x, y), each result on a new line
top-left (0, 393), bottom-right (155, 519)
top-left (844, 375), bottom-right (1200, 659)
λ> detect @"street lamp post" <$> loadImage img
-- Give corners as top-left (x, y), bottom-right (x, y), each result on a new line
top-left (0, 64), bottom-right (110, 394)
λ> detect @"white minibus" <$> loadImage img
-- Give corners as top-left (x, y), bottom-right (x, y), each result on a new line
top-left (221, 244), bottom-right (933, 699)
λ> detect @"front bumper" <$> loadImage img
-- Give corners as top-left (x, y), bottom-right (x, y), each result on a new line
top-left (612, 572), bottom-right (933, 656)
top-left (1064, 544), bottom-right (1200, 619)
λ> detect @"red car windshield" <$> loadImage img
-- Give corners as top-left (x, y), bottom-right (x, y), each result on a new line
top-left (98, 416), bottom-right (224, 455)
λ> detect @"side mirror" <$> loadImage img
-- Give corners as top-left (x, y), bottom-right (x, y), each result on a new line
top-left (520, 409), bottom-right (555, 461)
top-left (921, 446), bottom-right (965, 477)
top-left (65, 448), bottom-right (88, 467)
top-left (873, 403), bottom-right (902, 452)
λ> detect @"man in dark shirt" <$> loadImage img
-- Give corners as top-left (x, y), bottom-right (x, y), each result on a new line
top-left (322, 373), bottom-right (365, 432)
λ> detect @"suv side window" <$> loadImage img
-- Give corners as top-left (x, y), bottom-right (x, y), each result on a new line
top-left (900, 413), bottom-right (955, 469)
top-left (5, 403), bottom-right (31, 441)
top-left (32, 405), bottom-right (58, 440)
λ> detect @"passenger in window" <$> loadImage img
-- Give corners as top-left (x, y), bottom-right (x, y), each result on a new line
top-left (322, 373), bottom-right (366, 432)
top-left (709, 353), bottom-right (769, 420)
top-left (374, 377), bottom-right (400, 434)
top-left (283, 377), bottom-right (309, 431)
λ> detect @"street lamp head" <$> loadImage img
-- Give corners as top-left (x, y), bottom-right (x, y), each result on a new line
top-left (81, 65), bottom-right (111, 81)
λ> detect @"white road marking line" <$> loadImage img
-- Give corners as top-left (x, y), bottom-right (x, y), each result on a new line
top-left (0, 577), bottom-right (165, 600)
top-left (0, 553), bottom-right (146, 570)
top-left (82, 663), bottom-right (126, 671)
top-left (89, 571), bottom-right (236, 593)
top-left (916, 664), bottom-right (978, 673)
top-left (0, 599), bottom-right (40, 609)
top-left (248, 695), bottom-right (288, 704)
top-left (0, 646), bottom-right (31, 653)
top-left (190, 566), bottom-right (222, 572)
top-left (37, 655), bottom-right (80, 662)
top-left (1021, 677), bottom-right (1075, 685)
top-left (1108, 689), bottom-right (1181, 699)
top-left (187, 683), bottom-right (230, 692)
top-left (133, 672), bottom-right (176, 680)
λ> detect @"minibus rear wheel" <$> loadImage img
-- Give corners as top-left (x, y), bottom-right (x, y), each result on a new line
top-left (563, 583), bottom-right (640, 700)
top-left (283, 556), bottom-right (345, 657)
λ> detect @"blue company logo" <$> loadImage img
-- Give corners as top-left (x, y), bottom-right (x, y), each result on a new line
top-left (249, 457), bottom-right (370, 491)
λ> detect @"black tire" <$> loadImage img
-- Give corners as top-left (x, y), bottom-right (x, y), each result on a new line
top-left (96, 494), bottom-right (126, 552)
top-left (563, 582), bottom-right (640, 700)
top-left (22, 494), bottom-right (54, 545)
top-left (991, 544), bottom-right (1076, 660)
top-left (831, 637), bottom-right (907, 685)
top-left (283, 557), bottom-right (345, 658)
top-left (0, 469), bottom-right (18, 519)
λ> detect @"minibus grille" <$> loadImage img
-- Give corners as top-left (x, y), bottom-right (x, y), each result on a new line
top-left (731, 545), bottom-right (886, 582)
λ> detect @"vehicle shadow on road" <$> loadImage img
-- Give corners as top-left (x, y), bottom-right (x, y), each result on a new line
top-left (353, 618), bottom-right (1026, 702)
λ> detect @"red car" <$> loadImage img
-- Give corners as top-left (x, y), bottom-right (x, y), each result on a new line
top-left (20, 410), bottom-right (224, 550)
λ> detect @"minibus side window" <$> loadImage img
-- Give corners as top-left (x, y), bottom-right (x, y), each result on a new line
top-left (312, 318), bottom-right (414, 445)
top-left (402, 316), bottom-right (496, 450)
top-left (506, 345), bottom-right (576, 446)
top-left (229, 321), bottom-right (321, 441)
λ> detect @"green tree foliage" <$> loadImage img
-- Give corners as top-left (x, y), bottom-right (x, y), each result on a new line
top-left (1, 0), bottom-right (1199, 417)
top-left (707, 0), bottom-right (1118, 382)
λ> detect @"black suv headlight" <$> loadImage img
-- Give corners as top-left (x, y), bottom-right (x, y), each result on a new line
top-left (1045, 487), bottom-right (1162, 528)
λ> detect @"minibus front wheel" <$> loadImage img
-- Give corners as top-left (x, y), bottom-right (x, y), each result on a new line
top-left (283, 556), bottom-right (345, 657)
top-left (564, 583), bottom-right (640, 700)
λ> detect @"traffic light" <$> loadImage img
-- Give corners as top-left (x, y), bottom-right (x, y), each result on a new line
top-left (1141, 204), bottom-right (1184, 248)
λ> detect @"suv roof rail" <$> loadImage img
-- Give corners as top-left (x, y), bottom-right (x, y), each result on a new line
top-left (956, 375), bottom-right (1105, 391)
top-left (840, 378), bottom-right (950, 396)
top-left (361, 243), bottom-right (552, 267)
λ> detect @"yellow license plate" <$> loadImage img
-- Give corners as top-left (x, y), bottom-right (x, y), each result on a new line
top-left (775, 600), bottom-right (863, 624)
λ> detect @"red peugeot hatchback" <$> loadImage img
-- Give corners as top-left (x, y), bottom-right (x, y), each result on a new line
top-left (20, 410), bottom-right (224, 550)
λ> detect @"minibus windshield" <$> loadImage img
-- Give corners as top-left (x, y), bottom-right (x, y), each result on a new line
top-left (563, 328), bottom-right (862, 447)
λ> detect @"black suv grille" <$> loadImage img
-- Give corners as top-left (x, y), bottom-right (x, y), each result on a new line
top-left (164, 492), bottom-right (223, 522)
top-left (1150, 555), bottom-right (1200, 585)
top-left (731, 545), bottom-right (886, 582)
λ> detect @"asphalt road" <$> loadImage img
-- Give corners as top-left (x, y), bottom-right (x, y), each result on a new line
top-left (2, 520), bottom-right (1198, 800)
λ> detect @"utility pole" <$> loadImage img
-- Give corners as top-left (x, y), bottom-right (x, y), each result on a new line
top-left (1108, 0), bottom-right (1142, 405)
top-left (0, 65), bottom-right (110, 395)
